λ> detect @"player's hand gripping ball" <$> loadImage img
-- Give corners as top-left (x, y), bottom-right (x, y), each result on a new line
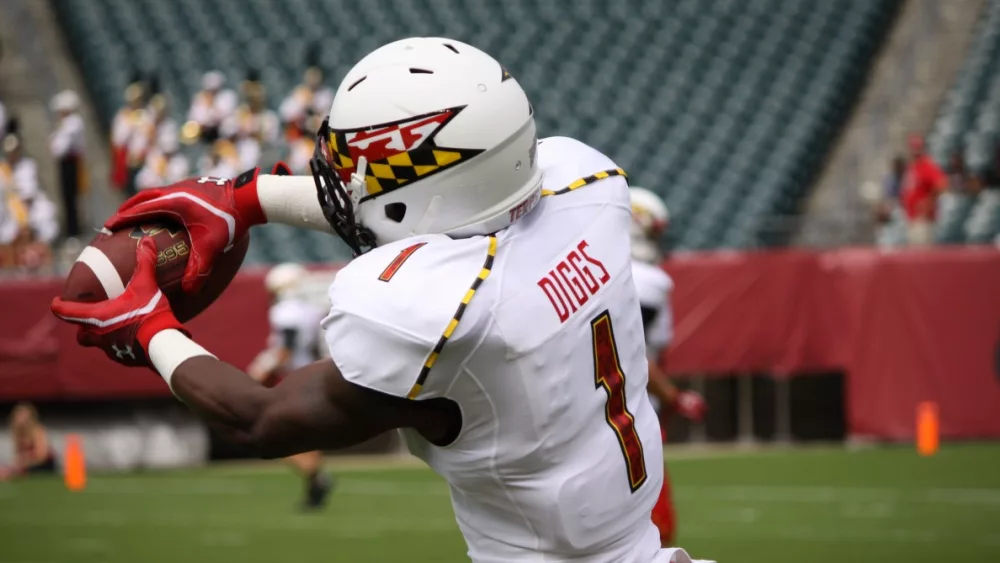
top-left (60, 221), bottom-right (249, 323)
top-left (53, 238), bottom-right (186, 366)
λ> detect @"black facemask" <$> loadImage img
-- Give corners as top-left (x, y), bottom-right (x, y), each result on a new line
top-left (309, 117), bottom-right (376, 256)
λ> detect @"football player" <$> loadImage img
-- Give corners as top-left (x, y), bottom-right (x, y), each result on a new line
top-left (247, 263), bottom-right (332, 510)
top-left (629, 187), bottom-right (708, 547)
top-left (52, 38), bottom-right (712, 563)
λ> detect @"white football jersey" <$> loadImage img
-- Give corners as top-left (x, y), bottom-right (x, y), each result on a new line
top-left (323, 137), bottom-right (664, 562)
top-left (631, 260), bottom-right (674, 358)
top-left (269, 298), bottom-right (324, 370)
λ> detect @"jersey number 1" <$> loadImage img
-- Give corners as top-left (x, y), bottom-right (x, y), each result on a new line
top-left (591, 310), bottom-right (647, 492)
top-left (378, 242), bottom-right (427, 282)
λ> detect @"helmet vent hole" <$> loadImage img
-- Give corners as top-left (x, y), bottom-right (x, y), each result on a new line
top-left (409, 68), bottom-right (433, 74)
top-left (384, 202), bottom-right (407, 223)
top-left (348, 76), bottom-right (367, 91)
top-left (443, 43), bottom-right (459, 54)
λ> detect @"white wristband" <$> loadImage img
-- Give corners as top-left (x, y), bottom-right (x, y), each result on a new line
top-left (148, 329), bottom-right (216, 392)
top-left (256, 174), bottom-right (333, 233)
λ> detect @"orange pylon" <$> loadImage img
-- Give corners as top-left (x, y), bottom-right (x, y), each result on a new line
top-left (916, 401), bottom-right (939, 457)
top-left (63, 434), bottom-right (87, 491)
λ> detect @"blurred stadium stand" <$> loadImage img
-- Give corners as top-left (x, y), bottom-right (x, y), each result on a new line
top-left (794, 0), bottom-right (984, 248)
top-left (927, 0), bottom-right (1000, 243)
top-left (50, 0), bottom-right (898, 262)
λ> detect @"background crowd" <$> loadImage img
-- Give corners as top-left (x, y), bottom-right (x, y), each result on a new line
top-left (0, 46), bottom-right (332, 274)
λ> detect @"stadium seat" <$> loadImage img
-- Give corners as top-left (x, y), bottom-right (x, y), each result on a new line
top-left (935, 193), bottom-right (975, 244)
top-left (926, 0), bottom-right (1000, 243)
top-left (964, 190), bottom-right (1000, 243)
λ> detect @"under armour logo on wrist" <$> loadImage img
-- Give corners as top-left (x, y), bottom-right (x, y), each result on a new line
top-left (112, 344), bottom-right (136, 360)
top-left (197, 176), bottom-right (228, 186)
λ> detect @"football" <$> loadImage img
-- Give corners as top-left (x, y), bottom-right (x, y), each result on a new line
top-left (61, 222), bottom-right (249, 322)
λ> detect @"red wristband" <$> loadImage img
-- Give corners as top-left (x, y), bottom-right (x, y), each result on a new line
top-left (232, 168), bottom-right (268, 226)
top-left (136, 309), bottom-right (186, 351)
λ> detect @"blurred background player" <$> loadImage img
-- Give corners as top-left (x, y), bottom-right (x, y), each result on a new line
top-left (110, 73), bottom-right (146, 195)
top-left (197, 138), bottom-right (240, 180)
top-left (0, 130), bottom-right (26, 267)
top-left (629, 187), bottom-right (707, 547)
top-left (284, 112), bottom-right (321, 175)
top-left (129, 78), bottom-right (180, 188)
top-left (184, 70), bottom-right (237, 145)
top-left (278, 44), bottom-right (332, 143)
top-left (221, 70), bottom-right (279, 171)
top-left (1, 120), bottom-right (58, 271)
top-left (48, 90), bottom-right (86, 240)
top-left (135, 127), bottom-right (189, 191)
top-left (0, 402), bottom-right (58, 481)
top-left (246, 263), bottom-right (332, 510)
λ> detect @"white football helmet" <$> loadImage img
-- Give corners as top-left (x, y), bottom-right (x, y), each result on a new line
top-left (264, 262), bottom-right (307, 299)
top-left (629, 187), bottom-right (670, 263)
top-left (310, 37), bottom-right (542, 254)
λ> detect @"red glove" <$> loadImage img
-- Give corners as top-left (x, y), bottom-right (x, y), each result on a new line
top-left (104, 163), bottom-right (291, 292)
top-left (674, 390), bottom-right (707, 422)
top-left (51, 238), bottom-right (185, 367)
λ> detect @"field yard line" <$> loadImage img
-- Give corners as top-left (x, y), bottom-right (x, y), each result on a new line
top-left (8, 480), bottom-right (998, 506)
top-left (676, 485), bottom-right (1000, 505)
top-left (2, 478), bottom-right (451, 497)
top-left (0, 511), bottom-right (459, 536)
top-left (199, 531), bottom-right (248, 547)
top-left (69, 442), bottom-right (1000, 477)
top-left (82, 478), bottom-right (254, 495)
top-left (153, 444), bottom-right (852, 476)
top-left (680, 525), bottom-right (941, 543)
top-left (65, 537), bottom-right (110, 553)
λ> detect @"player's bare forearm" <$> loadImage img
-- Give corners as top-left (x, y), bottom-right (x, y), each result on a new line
top-left (169, 356), bottom-right (277, 452)
top-left (646, 357), bottom-right (678, 406)
top-left (168, 357), bottom-right (422, 458)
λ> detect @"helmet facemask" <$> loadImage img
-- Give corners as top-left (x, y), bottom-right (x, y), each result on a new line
top-left (309, 117), bottom-right (376, 256)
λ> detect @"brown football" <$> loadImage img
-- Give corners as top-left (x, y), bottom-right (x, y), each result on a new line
top-left (61, 222), bottom-right (249, 322)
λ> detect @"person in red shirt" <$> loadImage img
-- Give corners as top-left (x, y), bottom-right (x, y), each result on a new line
top-left (901, 134), bottom-right (947, 246)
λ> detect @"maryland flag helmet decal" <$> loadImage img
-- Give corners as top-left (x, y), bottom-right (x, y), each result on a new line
top-left (327, 106), bottom-right (484, 201)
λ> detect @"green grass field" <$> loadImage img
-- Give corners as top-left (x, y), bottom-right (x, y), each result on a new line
top-left (2, 444), bottom-right (999, 563)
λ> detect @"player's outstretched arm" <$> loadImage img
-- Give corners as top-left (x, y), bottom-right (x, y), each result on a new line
top-left (51, 239), bottom-right (457, 457)
top-left (164, 353), bottom-right (449, 458)
top-left (102, 167), bottom-right (332, 292)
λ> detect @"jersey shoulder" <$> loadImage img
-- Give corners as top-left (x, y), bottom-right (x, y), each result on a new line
top-left (537, 136), bottom-right (625, 195)
top-left (323, 234), bottom-right (496, 398)
top-left (631, 260), bottom-right (673, 306)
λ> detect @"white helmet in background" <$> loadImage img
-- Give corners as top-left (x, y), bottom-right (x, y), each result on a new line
top-left (264, 262), bottom-right (307, 299)
top-left (629, 187), bottom-right (670, 263)
top-left (310, 37), bottom-right (542, 254)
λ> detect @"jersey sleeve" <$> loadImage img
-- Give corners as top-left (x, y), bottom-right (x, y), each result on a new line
top-left (632, 262), bottom-right (674, 355)
top-left (322, 235), bottom-right (494, 399)
top-left (268, 301), bottom-right (300, 332)
top-left (322, 306), bottom-right (438, 397)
